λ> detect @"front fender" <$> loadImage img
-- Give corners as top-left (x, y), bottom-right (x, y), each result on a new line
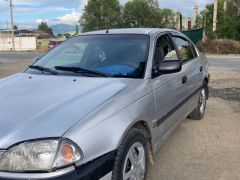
top-left (64, 92), bottom-right (156, 166)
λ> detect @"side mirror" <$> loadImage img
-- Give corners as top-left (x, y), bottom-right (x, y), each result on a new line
top-left (158, 60), bottom-right (182, 74)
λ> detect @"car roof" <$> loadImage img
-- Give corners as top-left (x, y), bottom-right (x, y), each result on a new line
top-left (81, 28), bottom-right (181, 36)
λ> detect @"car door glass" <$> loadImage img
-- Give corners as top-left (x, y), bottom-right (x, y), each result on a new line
top-left (174, 37), bottom-right (194, 63)
top-left (153, 35), bottom-right (178, 72)
top-left (155, 36), bottom-right (178, 61)
top-left (189, 42), bottom-right (198, 58)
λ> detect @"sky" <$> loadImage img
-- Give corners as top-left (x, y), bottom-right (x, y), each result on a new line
top-left (0, 0), bottom-right (214, 29)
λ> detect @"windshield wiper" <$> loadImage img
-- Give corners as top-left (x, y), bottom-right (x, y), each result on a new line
top-left (55, 66), bottom-right (112, 77)
top-left (29, 65), bottom-right (58, 75)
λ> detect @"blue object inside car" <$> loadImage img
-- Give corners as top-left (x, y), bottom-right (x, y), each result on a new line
top-left (95, 65), bottom-right (135, 76)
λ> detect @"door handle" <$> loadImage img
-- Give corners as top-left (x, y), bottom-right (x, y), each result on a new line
top-left (182, 76), bottom-right (188, 84)
top-left (200, 66), bottom-right (203, 72)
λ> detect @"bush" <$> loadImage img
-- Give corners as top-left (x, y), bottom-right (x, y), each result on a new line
top-left (197, 40), bottom-right (240, 54)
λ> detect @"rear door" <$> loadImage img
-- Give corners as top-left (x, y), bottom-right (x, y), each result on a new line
top-left (172, 35), bottom-right (204, 113)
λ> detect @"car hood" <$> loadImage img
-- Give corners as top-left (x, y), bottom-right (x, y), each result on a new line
top-left (0, 73), bottom-right (129, 149)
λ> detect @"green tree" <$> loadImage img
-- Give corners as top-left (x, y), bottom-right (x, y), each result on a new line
top-left (13, 25), bottom-right (18, 30)
top-left (56, 33), bottom-right (63, 39)
top-left (63, 33), bottom-right (71, 39)
top-left (81, 0), bottom-right (122, 32)
top-left (145, 0), bottom-right (159, 8)
top-left (203, 0), bottom-right (240, 40)
top-left (193, 15), bottom-right (204, 29)
top-left (38, 22), bottom-right (53, 35)
top-left (123, 0), bottom-right (162, 28)
top-left (75, 24), bottom-right (79, 34)
top-left (159, 8), bottom-right (176, 29)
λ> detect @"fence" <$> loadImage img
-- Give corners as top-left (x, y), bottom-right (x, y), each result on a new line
top-left (0, 36), bottom-right (37, 51)
top-left (181, 28), bottom-right (203, 44)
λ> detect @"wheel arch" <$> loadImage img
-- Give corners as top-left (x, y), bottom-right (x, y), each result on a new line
top-left (204, 75), bottom-right (210, 99)
top-left (119, 120), bottom-right (155, 166)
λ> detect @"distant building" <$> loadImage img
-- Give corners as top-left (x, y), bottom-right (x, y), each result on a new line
top-left (174, 2), bottom-right (199, 31)
top-left (15, 30), bottom-right (55, 39)
top-left (0, 29), bottom-right (37, 51)
top-left (174, 13), bottom-right (193, 31)
top-left (0, 29), bottom-right (55, 51)
top-left (193, 3), bottom-right (199, 27)
top-left (0, 30), bottom-right (11, 37)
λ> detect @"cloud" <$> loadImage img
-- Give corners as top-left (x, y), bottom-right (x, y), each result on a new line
top-left (15, 6), bottom-right (71, 13)
top-left (80, 0), bottom-right (88, 14)
top-left (36, 12), bottom-right (80, 25)
top-left (56, 12), bottom-right (81, 24)
top-left (36, 18), bottom-right (48, 24)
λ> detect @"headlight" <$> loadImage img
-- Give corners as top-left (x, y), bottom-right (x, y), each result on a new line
top-left (0, 139), bottom-right (82, 172)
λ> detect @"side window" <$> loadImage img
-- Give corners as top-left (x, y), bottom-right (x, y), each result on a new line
top-left (153, 35), bottom-right (178, 70)
top-left (189, 43), bottom-right (198, 58)
top-left (174, 37), bottom-right (194, 63)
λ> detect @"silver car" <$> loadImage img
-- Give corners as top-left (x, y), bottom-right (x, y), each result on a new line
top-left (0, 28), bottom-right (209, 180)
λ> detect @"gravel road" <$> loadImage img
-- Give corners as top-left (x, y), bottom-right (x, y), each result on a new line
top-left (0, 57), bottom-right (240, 180)
top-left (0, 52), bottom-right (42, 61)
top-left (208, 55), bottom-right (240, 70)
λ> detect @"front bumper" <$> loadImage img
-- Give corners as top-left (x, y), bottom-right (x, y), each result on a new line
top-left (0, 166), bottom-right (76, 180)
top-left (0, 151), bottom-right (116, 180)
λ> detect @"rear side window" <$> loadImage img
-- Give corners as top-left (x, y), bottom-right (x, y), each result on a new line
top-left (189, 43), bottom-right (198, 58)
top-left (174, 37), bottom-right (195, 63)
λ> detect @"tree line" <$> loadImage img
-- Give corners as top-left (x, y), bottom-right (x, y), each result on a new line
top-left (81, 0), bottom-right (240, 40)
top-left (37, 0), bottom-right (239, 41)
top-left (189, 0), bottom-right (239, 40)
top-left (80, 0), bottom-right (176, 32)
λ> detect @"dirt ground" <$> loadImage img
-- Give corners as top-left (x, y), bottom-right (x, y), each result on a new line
top-left (0, 60), bottom-right (240, 180)
top-left (0, 60), bottom-right (31, 79)
top-left (149, 69), bottom-right (240, 180)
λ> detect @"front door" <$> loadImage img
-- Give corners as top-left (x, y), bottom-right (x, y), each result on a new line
top-left (151, 34), bottom-right (187, 141)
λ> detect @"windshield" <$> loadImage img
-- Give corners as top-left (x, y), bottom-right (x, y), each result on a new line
top-left (29, 34), bottom-right (149, 78)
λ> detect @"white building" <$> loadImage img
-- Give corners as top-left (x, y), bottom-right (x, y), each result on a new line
top-left (0, 30), bottom-right (37, 51)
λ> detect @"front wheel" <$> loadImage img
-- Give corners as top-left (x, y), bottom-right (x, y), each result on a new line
top-left (189, 86), bottom-right (207, 120)
top-left (112, 129), bottom-right (149, 180)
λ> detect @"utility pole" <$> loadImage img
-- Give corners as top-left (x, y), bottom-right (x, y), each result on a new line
top-left (213, 0), bottom-right (218, 32)
top-left (193, 2), bottom-right (199, 27)
top-left (180, 14), bottom-right (183, 31)
top-left (224, 0), bottom-right (227, 12)
top-left (203, 9), bottom-right (207, 42)
top-left (9, 0), bottom-right (15, 51)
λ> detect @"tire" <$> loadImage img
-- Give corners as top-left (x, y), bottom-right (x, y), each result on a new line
top-left (189, 85), bottom-right (207, 120)
top-left (112, 128), bottom-right (149, 180)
